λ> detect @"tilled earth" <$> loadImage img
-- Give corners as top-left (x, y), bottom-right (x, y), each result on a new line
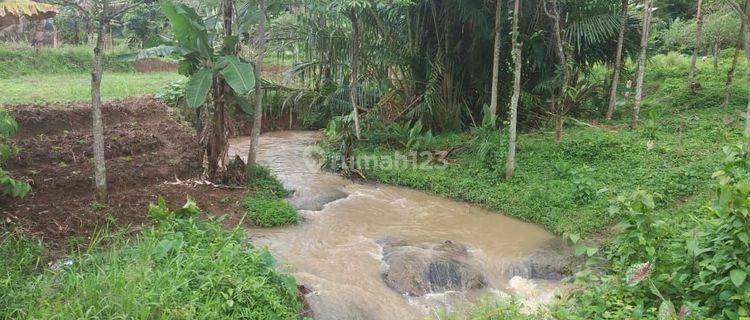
top-left (1, 97), bottom-right (247, 248)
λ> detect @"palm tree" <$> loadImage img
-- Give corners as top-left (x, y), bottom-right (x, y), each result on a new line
top-left (505, 0), bottom-right (522, 181)
top-left (489, 0), bottom-right (503, 121)
top-left (606, 0), bottom-right (629, 121)
top-left (247, 0), bottom-right (268, 166)
top-left (687, 0), bottom-right (704, 90)
top-left (632, 0), bottom-right (653, 129)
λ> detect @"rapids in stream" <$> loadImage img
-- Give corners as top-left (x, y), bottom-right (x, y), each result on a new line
top-left (229, 131), bottom-right (568, 319)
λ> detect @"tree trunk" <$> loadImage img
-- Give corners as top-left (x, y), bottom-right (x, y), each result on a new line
top-left (247, 0), bottom-right (267, 167)
top-left (632, 0), bottom-right (653, 129)
top-left (723, 1), bottom-right (747, 109)
top-left (206, 0), bottom-right (235, 181)
top-left (505, 0), bottom-right (522, 181)
top-left (712, 42), bottom-right (719, 74)
top-left (348, 10), bottom-right (362, 140)
top-left (606, 0), bottom-right (629, 121)
top-left (91, 19), bottom-right (108, 202)
top-left (32, 20), bottom-right (44, 54)
top-left (73, 18), bottom-right (81, 44)
top-left (744, 12), bottom-right (750, 137)
top-left (489, 0), bottom-right (503, 121)
top-left (554, 113), bottom-right (564, 143)
top-left (52, 23), bottom-right (58, 48)
top-left (688, 0), bottom-right (704, 89)
top-left (545, 0), bottom-right (570, 144)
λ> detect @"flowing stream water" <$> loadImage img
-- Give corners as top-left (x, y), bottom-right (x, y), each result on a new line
top-left (229, 131), bottom-right (567, 319)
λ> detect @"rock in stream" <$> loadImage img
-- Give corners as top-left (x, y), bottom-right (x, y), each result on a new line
top-left (378, 237), bottom-right (487, 297)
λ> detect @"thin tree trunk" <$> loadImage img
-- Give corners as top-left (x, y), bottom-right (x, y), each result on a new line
top-left (348, 10), bottom-right (362, 140)
top-left (91, 18), bottom-right (108, 202)
top-left (723, 1), bottom-right (747, 109)
top-left (207, 0), bottom-right (234, 181)
top-left (52, 23), bottom-right (58, 48)
top-left (554, 113), bottom-right (564, 142)
top-left (505, 0), bottom-right (522, 181)
top-left (743, 12), bottom-right (750, 137)
top-left (688, 0), bottom-right (704, 89)
top-left (712, 42), bottom-right (719, 74)
top-left (32, 20), bottom-right (44, 54)
top-left (545, 0), bottom-right (569, 144)
top-left (632, 0), bottom-right (653, 129)
top-left (606, 0), bottom-right (629, 121)
top-left (489, 0), bottom-right (503, 121)
top-left (247, 0), bottom-right (267, 167)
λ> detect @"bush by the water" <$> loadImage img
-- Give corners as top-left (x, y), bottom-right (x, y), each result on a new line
top-left (243, 165), bottom-right (300, 228)
top-left (0, 199), bottom-right (302, 319)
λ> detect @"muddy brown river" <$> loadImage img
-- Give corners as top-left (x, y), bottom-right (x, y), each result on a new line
top-left (230, 131), bottom-right (567, 319)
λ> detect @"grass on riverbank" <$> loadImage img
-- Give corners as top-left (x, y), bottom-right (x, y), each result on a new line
top-left (244, 165), bottom-right (301, 228)
top-left (0, 198), bottom-right (302, 319)
top-left (0, 73), bottom-right (183, 105)
top-left (347, 53), bottom-right (747, 235)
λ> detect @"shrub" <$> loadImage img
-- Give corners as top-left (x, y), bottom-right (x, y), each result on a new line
top-left (244, 165), bottom-right (299, 228)
top-left (247, 164), bottom-right (289, 197)
top-left (243, 192), bottom-right (300, 228)
top-left (1, 199), bottom-right (302, 319)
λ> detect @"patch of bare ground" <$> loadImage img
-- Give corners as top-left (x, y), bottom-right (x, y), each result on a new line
top-left (1, 96), bottom-right (247, 249)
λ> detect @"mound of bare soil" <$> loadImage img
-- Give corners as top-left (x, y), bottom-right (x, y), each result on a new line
top-left (1, 97), bottom-right (247, 247)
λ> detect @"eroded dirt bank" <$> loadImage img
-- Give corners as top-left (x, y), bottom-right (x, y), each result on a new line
top-left (1, 97), bottom-right (247, 246)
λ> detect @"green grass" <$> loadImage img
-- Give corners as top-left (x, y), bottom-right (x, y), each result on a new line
top-left (348, 52), bottom-right (747, 235)
top-left (0, 200), bottom-right (302, 319)
top-left (0, 73), bottom-right (184, 105)
top-left (243, 165), bottom-right (300, 228)
top-left (0, 43), bottom-right (136, 78)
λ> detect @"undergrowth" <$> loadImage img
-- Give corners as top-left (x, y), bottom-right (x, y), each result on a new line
top-left (0, 43), bottom-right (135, 78)
top-left (243, 165), bottom-right (300, 228)
top-left (0, 198), bottom-right (302, 319)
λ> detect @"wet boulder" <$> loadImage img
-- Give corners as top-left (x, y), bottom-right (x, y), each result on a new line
top-left (378, 238), bottom-right (487, 297)
top-left (502, 249), bottom-right (572, 281)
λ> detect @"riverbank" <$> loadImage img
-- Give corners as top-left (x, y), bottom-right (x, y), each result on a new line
top-left (346, 53), bottom-right (746, 236)
top-left (328, 53), bottom-right (750, 319)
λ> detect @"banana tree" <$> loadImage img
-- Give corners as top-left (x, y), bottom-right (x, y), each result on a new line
top-left (139, 1), bottom-right (256, 182)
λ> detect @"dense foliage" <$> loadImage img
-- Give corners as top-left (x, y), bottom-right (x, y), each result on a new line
top-left (0, 199), bottom-right (302, 319)
top-left (0, 108), bottom-right (30, 199)
top-left (243, 165), bottom-right (300, 227)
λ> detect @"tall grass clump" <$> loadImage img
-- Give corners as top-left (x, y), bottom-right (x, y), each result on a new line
top-left (0, 199), bottom-right (302, 319)
top-left (244, 165), bottom-right (300, 228)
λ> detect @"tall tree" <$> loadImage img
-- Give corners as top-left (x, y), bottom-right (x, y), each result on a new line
top-left (59, 0), bottom-right (143, 202)
top-left (544, 0), bottom-right (571, 143)
top-left (489, 0), bottom-right (503, 121)
top-left (347, 8), bottom-right (362, 140)
top-left (687, 0), bottom-right (704, 90)
top-left (247, 0), bottom-right (268, 166)
top-left (505, 0), bottom-right (522, 181)
top-left (723, 0), bottom-right (748, 109)
top-left (606, 0), bottom-right (630, 121)
top-left (632, 0), bottom-right (653, 129)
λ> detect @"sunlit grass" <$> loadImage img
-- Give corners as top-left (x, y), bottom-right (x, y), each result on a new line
top-left (0, 73), bottom-right (183, 105)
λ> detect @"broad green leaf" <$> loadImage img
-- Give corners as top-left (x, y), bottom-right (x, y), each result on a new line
top-left (186, 69), bottom-right (214, 108)
top-left (218, 56), bottom-right (256, 94)
top-left (160, 1), bottom-right (212, 59)
top-left (118, 45), bottom-right (191, 62)
top-left (730, 269), bottom-right (747, 287)
top-left (235, 96), bottom-right (254, 115)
